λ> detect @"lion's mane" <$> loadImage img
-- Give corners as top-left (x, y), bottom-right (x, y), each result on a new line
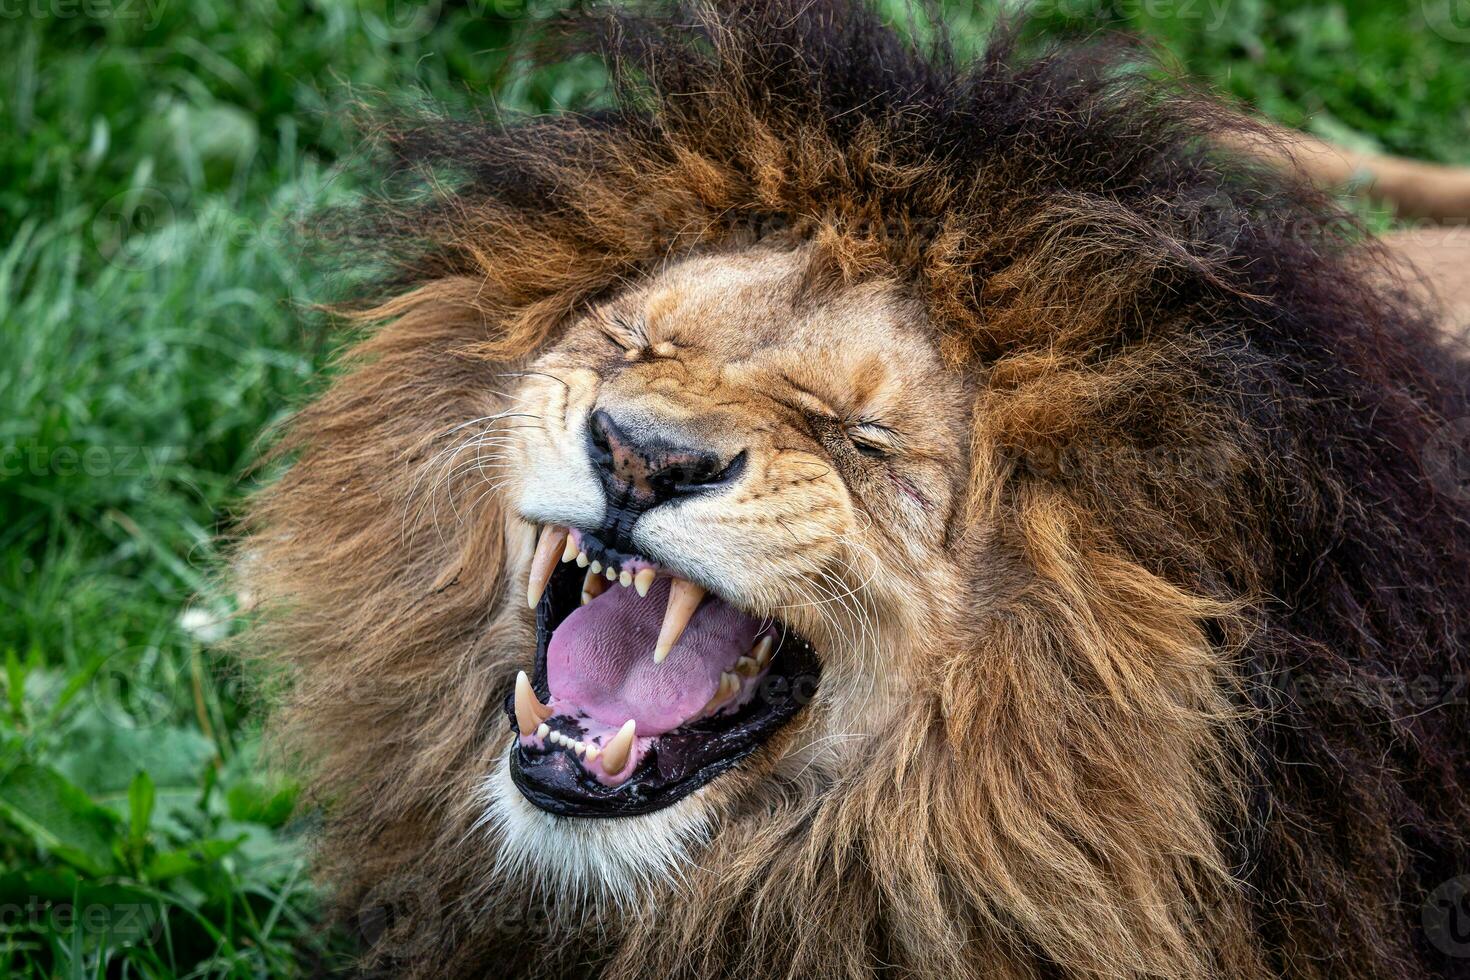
top-left (242, 2), bottom-right (1470, 977)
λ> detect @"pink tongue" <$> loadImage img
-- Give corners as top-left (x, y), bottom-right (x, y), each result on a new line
top-left (547, 577), bottom-right (763, 735)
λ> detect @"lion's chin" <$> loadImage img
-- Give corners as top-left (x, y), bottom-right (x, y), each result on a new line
top-left (481, 753), bottom-right (713, 904)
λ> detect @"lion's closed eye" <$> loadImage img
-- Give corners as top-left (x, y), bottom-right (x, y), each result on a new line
top-left (847, 420), bottom-right (896, 458)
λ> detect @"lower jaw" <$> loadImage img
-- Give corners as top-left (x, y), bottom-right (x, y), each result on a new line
top-left (503, 558), bottom-right (820, 818)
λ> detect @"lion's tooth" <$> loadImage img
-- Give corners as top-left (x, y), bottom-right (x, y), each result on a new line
top-left (536, 722), bottom-right (549, 739)
top-left (514, 670), bottom-right (553, 736)
top-left (752, 635), bottom-right (774, 668)
top-left (653, 578), bottom-right (706, 664)
top-left (619, 570), bottom-right (632, 588)
top-left (576, 550), bottom-right (590, 568)
top-left (605, 566), bottom-right (617, 581)
top-left (601, 719), bottom-right (636, 776)
top-left (590, 559), bottom-right (602, 573)
top-left (734, 656), bottom-right (759, 678)
top-left (634, 569), bottom-right (656, 597)
top-left (582, 568), bottom-right (608, 605)
top-left (700, 684), bottom-right (725, 716)
top-left (526, 526), bottom-right (568, 608)
top-left (703, 672), bottom-right (739, 715)
top-left (584, 743), bottom-right (600, 762)
top-left (561, 535), bottom-right (578, 563)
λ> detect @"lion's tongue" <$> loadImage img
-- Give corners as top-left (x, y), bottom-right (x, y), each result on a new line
top-left (547, 577), bottom-right (761, 735)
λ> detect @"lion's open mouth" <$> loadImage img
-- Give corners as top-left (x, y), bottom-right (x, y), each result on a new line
top-left (503, 525), bottom-right (818, 817)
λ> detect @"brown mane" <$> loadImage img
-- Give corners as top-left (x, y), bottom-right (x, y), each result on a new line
top-left (241, 2), bottom-right (1470, 977)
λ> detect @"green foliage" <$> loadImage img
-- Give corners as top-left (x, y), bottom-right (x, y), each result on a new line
top-left (1024, 0), bottom-right (1470, 162)
top-left (2, 0), bottom-right (1466, 975)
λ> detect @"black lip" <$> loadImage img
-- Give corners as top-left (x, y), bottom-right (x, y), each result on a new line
top-left (502, 538), bottom-right (820, 818)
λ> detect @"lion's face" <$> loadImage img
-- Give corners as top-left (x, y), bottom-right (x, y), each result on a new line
top-left (486, 245), bottom-right (972, 890)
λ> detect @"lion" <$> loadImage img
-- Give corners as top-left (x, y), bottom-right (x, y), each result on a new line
top-left (239, 2), bottom-right (1470, 977)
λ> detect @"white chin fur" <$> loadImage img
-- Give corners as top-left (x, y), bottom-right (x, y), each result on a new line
top-left (479, 749), bottom-right (711, 908)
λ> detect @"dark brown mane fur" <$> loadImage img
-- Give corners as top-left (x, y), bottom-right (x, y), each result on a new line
top-left (243, 2), bottom-right (1470, 977)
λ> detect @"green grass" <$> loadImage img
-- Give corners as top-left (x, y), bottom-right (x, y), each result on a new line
top-left (2, 0), bottom-right (1467, 975)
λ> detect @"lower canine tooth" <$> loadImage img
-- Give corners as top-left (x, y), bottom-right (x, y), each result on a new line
top-left (703, 672), bottom-right (739, 715)
top-left (653, 578), bottom-right (707, 663)
top-left (526, 525), bottom-right (569, 609)
top-left (634, 569), bottom-right (656, 597)
top-left (582, 569), bottom-right (609, 605)
top-left (515, 670), bottom-right (553, 736)
top-left (601, 719), bottom-right (636, 776)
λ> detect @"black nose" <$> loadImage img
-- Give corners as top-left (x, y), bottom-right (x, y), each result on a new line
top-left (587, 409), bottom-right (744, 513)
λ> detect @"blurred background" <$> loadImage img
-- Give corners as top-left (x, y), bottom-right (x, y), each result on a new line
top-left (1, 0), bottom-right (1467, 974)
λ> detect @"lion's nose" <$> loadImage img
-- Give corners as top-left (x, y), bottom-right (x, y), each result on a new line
top-left (587, 409), bottom-right (744, 512)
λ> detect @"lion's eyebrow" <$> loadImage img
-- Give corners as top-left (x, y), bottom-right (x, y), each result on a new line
top-left (778, 372), bottom-right (842, 419)
top-left (595, 308), bottom-right (646, 348)
top-left (779, 372), bottom-right (902, 434)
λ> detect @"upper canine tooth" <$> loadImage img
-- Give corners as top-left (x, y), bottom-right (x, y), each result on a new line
top-left (514, 670), bottom-right (553, 736)
top-left (601, 719), bottom-right (636, 776)
top-left (633, 569), bottom-right (656, 597)
top-left (561, 535), bottom-right (579, 562)
top-left (752, 635), bottom-right (774, 668)
top-left (653, 578), bottom-right (707, 664)
top-left (527, 526), bottom-right (569, 609)
top-left (734, 656), bottom-right (759, 678)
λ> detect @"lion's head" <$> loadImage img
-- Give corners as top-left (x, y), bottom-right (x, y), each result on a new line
top-left (241, 3), bottom-right (1470, 978)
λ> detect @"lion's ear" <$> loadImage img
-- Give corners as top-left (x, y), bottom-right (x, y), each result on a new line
top-left (904, 489), bottom-right (1258, 977)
